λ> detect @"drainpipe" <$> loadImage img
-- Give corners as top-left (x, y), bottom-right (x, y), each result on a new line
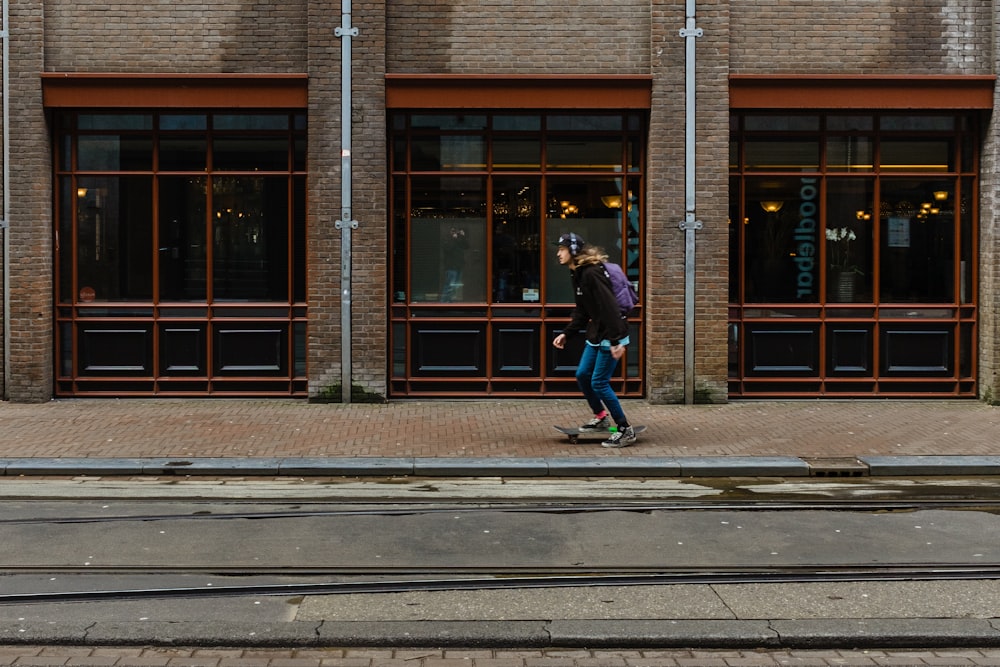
top-left (1, 0), bottom-right (9, 400)
top-left (677, 0), bottom-right (702, 405)
top-left (334, 0), bottom-right (358, 403)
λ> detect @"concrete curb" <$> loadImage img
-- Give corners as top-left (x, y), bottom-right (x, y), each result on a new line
top-left (5, 455), bottom-right (1000, 477)
top-left (3, 619), bottom-right (1000, 649)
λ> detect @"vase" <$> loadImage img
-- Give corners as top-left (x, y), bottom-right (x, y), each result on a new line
top-left (830, 270), bottom-right (859, 303)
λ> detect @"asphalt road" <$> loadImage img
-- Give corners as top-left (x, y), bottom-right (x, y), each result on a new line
top-left (3, 475), bottom-right (1000, 650)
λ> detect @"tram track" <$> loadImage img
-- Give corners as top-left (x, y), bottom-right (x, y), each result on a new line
top-left (4, 563), bottom-right (1000, 604)
top-left (3, 497), bottom-right (1000, 525)
top-left (5, 496), bottom-right (1000, 605)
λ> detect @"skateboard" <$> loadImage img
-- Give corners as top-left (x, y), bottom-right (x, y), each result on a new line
top-left (553, 424), bottom-right (647, 444)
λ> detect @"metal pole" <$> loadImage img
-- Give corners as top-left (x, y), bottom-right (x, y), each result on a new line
top-left (678, 0), bottom-right (702, 405)
top-left (1, 0), bottom-right (10, 400)
top-left (335, 0), bottom-right (358, 403)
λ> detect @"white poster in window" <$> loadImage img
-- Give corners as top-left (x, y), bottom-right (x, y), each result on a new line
top-left (887, 217), bottom-right (911, 248)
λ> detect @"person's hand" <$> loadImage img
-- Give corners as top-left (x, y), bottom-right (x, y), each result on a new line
top-left (611, 344), bottom-right (625, 360)
top-left (553, 334), bottom-right (566, 349)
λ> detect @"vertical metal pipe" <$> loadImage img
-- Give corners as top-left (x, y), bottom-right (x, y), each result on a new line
top-left (678, 0), bottom-right (702, 404)
top-left (1, 0), bottom-right (9, 400)
top-left (335, 0), bottom-right (358, 403)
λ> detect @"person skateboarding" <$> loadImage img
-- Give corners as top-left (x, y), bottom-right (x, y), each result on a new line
top-left (551, 232), bottom-right (637, 448)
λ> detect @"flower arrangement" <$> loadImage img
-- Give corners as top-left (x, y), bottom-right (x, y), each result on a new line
top-left (825, 226), bottom-right (862, 275)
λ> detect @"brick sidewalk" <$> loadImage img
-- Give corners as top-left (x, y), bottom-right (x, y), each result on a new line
top-left (4, 646), bottom-right (1000, 667)
top-left (0, 398), bottom-right (997, 460)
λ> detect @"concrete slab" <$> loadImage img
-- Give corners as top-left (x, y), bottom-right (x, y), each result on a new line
top-left (277, 457), bottom-right (414, 476)
top-left (716, 581), bottom-right (1000, 619)
top-left (3, 458), bottom-right (149, 476)
top-left (862, 456), bottom-right (1000, 476)
top-left (412, 457), bottom-right (549, 477)
top-left (546, 457), bottom-right (682, 476)
top-left (678, 457), bottom-right (810, 477)
top-left (136, 458), bottom-right (285, 476)
top-left (0, 621), bottom-right (91, 644)
top-left (297, 585), bottom-right (733, 622)
top-left (548, 619), bottom-right (780, 648)
top-left (83, 621), bottom-right (325, 647)
top-left (10, 454), bottom-right (1000, 479)
top-left (769, 619), bottom-right (1000, 648)
top-left (316, 620), bottom-right (550, 647)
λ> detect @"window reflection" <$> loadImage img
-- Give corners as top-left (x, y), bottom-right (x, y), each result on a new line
top-left (546, 137), bottom-right (622, 170)
top-left (492, 178), bottom-right (540, 303)
top-left (76, 176), bottom-right (153, 302)
top-left (545, 178), bottom-right (633, 304)
top-left (879, 180), bottom-right (955, 303)
top-left (409, 177), bottom-right (486, 303)
top-left (744, 176), bottom-right (821, 304)
top-left (825, 179), bottom-right (873, 303)
top-left (730, 111), bottom-right (976, 397)
top-left (212, 176), bottom-right (290, 302)
top-left (159, 177), bottom-right (207, 301)
top-left (880, 139), bottom-right (954, 172)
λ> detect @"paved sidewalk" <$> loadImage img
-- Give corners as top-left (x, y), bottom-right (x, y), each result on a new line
top-left (0, 398), bottom-right (998, 475)
top-left (7, 646), bottom-right (1000, 666)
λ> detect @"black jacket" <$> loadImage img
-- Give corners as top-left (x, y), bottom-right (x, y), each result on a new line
top-left (561, 261), bottom-right (629, 346)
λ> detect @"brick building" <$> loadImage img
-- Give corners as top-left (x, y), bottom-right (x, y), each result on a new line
top-left (0, 0), bottom-right (995, 403)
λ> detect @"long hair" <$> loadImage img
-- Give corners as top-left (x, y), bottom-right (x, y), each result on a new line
top-left (571, 244), bottom-right (608, 269)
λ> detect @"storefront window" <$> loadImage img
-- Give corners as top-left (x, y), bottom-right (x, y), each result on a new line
top-left (390, 111), bottom-right (645, 397)
top-left (826, 179), bottom-right (874, 303)
top-left (730, 111), bottom-right (977, 397)
top-left (409, 177), bottom-right (487, 303)
top-left (75, 176), bottom-right (154, 301)
top-left (54, 111), bottom-right (307, 396)
top-left (492, 177), bottom-right (541, 303)
top-left (879, 179), bottom-right (955, 303)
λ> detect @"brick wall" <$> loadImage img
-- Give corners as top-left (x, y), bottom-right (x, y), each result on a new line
top-left (349, 1), bottom-right (390, 399)
top-left (386, 0), bottom-right (650, 74)
top-left (5, 0), bottom-right (52, 401)
top-left (976, 7), bottom-right (1000, 402)
top-left (305, 0), bottom-right (389, 400)
top-left (645, 0), bottom-right (731, 404)
top-left (44, 0), bottom-right (307, 72)
top-left (981, 108), bottom-right (998, 402)
top-left (730, 0), bottom-right (993, 75)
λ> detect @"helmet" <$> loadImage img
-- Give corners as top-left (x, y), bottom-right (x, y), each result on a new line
top-left (555, 232), bottom-right (585, 257)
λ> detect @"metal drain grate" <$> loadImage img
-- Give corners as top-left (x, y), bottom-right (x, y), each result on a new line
top-left (804, 458), bottom-right (870, 477)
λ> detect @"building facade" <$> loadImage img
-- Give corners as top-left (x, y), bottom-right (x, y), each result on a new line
top-left (0, 0), bottom-right (997, 403)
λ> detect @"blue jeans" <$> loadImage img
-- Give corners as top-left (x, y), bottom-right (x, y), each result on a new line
top-left (441, 269), bottom-right (461, 302)
top-left (575, 343), bottom-right (627, 426)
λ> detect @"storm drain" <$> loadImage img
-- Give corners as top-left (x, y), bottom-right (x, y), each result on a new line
top-left (804, 457), bottom-right (870, 477)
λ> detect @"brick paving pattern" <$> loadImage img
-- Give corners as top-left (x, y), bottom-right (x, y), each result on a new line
top-left (3, 647), bottom-right (1000, 667)
top-left (0, 399), bottom-right (998, 461)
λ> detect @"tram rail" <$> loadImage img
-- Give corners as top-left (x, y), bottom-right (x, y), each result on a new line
top-left (5, 497), bottom-right (1000, 605)
top-left (4, 563), bottom-right (1000, 604)
top-left (3, 497), bottom-right (1000, 526)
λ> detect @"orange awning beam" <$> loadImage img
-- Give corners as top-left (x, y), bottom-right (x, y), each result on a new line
top-left (730, 74), bottom-right (996, 110)
top-left (41, 73), bottom-right (308, 108)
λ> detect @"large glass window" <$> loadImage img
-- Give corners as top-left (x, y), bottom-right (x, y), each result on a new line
top-left (409, 177), bottom-right (487, 303)
top-left (729, 112), bottom-right (978, 398)
top-left (390, 112), bottom-right (645, 397)
top-left (54, 111), bottom-right (307, 396)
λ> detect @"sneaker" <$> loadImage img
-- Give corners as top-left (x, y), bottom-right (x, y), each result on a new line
top-left (580, 415), bottom-right (610, 432)
top-left (602, 425), bottom-right (636, 448)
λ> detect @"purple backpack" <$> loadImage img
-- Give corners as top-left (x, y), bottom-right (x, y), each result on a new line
top-left (602, 262), bottom-right (639, 316)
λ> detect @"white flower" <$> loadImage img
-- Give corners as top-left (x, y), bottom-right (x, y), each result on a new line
top-left (825, 227), bottom-right (856, 242)
top-left (826, 226), bottom-right (861, 274)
